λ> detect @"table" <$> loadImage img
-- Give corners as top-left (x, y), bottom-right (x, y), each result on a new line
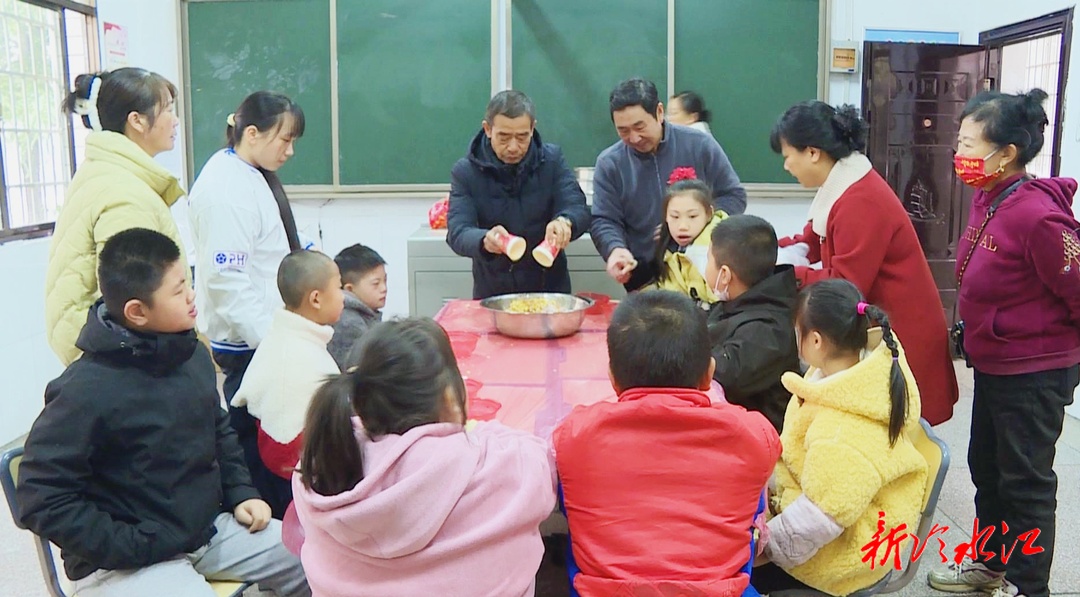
top-left (435, 300), bottom-right (724, 439)
top-left (434, 300), bottom-right (619, 441)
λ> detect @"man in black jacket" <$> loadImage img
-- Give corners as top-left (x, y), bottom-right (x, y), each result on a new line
top-left (447, 90), bottom-right (590, 299)
top-left (704, 215), bottom-right (801, 432)
top-left (17, 229), bottom-right (308, 596)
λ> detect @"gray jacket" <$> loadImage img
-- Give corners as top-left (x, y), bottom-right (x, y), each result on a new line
top-left (589, 123), bottom-right (746, 264)
top-left (328, 292), bottom-right (382, 371)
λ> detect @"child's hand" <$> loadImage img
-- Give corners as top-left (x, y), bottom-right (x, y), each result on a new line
top-left (234, 499), bottom-right (272, 532)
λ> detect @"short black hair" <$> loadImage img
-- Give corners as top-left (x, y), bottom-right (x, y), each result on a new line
top-left (334, 244), bottom-right (386, 285)
top-left (960, 89), bottom-right (1049, 167)
top-left (710, 215), bottom-right (778, 287)
top-left (610, 78), bottom-right (660, 119)
top-left (484, 90), bottom-right (536, 125)
top-left (607, 290), bottom-right (710, 390)
top-left (98, 228), bottom-right (181, 318)
top-left (770, 101), bottom-right (867, 161)
top-left (278, 250), bottom-right (336, 310)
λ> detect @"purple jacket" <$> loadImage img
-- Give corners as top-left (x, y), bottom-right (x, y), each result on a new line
top-left (956, 174), bottom-right (1080, 375)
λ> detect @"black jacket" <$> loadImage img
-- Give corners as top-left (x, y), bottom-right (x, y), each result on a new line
top-left (16, 301), bottom-right (259, 581)
top-left (447, 129), bottom-right (590, 299)
top-left (707, 265), bottom-right (801, 432)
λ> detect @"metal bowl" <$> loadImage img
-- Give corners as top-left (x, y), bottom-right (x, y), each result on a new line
top-left (479, 292), bottom-right (595, 339)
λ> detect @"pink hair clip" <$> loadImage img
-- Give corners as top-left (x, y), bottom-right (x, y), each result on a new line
top-left (856, 301), bottom-right (869, 315)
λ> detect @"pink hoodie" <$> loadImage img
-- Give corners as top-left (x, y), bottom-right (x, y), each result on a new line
top-left (291, 419), bottom-right (556, 597)
top-left (957, 174), bottom-right (1080, 375)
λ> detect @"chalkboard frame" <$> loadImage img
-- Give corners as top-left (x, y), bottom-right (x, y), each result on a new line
top-left (180, 0), bottom-right (827, 190)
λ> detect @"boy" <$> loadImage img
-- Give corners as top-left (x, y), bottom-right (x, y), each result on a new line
top-left (705, 214), bottom-right (801, 432)
top-left (554, 290), bottom-right (780, 596)
top-left (17, 229), bottom-right (308, 596)
top-left (327, 243), bottom-right (387, 370)
top-left (232, 250), bottom-right (344, 518)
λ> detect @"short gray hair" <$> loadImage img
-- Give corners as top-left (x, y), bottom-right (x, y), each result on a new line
top-left (484, 90), bottom-right (535, 124)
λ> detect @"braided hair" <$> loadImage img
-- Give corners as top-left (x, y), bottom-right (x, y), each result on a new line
top-left (794, 279), bottom-right (909, 445)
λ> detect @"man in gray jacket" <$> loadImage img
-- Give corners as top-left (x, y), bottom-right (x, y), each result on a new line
top-left (591, 78), bottom-right (746, 291)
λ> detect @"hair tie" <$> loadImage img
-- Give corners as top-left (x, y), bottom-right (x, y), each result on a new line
top-left (73, 76), bottom-right (103, 132)
top-left (856, 301), bottom-right (869, 315)
top-left (226, 113), bottom-right (236, 127)
top-left (667, 166), bottom-right (697, 185)
top-left (892, 356), bottom-right (899, 362)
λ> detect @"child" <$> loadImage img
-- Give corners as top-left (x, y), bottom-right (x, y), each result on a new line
top-left (646, 172), bottom-right (727, 305)
top-left (554, 290), bottom-right (780, 596)
top-left (705, 214), bottom-right (801, 432)
top-left (232, 250), bottom-right (344, 518)
top-left (292, 318), bottom-right (556, 597)
top-left (327, 243), bottom-right (387, 370)
top-left (16, 229), bottom-right (308, 596)
top-left (753, 279), bottom-right (928, 596)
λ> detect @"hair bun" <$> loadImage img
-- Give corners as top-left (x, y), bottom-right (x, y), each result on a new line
top-left (1020, 88), bottom-right (1050, 129)
top-left (831, 104), bottom-right (868, 153)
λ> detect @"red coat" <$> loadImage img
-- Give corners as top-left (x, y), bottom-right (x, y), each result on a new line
top-left (780, 169), bottom-right (958, 425)
top-left (554, 388), bottom-right (780, 596)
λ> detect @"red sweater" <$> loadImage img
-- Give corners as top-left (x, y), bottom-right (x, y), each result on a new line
top-left (554, 388), bottom-right (780, 596)
top-left (780, 169), bottom-right (958, 424)
top-left (956, 175), bottom-right (1080, 374)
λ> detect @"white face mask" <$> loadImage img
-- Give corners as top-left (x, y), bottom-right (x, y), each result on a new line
top-left (685, 245), bottom-right (709, 278)
top-left (712, 268), bottom-right (730, 302)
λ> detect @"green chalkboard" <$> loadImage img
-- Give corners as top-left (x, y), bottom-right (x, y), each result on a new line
top-left (512, 0), bottom-right (668, 170)
top-left (675, 0), bottom-right (819, 183)
top-left (186, 0), bottom-right (333, 184)
top-left (336, 1), bottom-right (490, 185)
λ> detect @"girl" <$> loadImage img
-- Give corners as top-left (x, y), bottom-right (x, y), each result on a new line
top-left (754, 278), bottom-right (927, 596)
top-left (292, 318), bottom-right (556, 597)
top-left (668, 91), bottom-right (713, 136)
top-left (188, 91), bottom-right (305, 514)
top-left (46, 68), bottom-right (186, 365)
top-left (771, 101), bottom-right (958, 426)
top-left (927, 89), bottom-right (1079, 597)
top-left (647, 171), bottom-right (726, 305)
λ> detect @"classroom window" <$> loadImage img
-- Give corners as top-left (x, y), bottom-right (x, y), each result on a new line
top-left (0, 0), bottom-right (96, 241)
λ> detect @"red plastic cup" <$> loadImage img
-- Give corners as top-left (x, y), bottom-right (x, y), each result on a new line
top-left (464, 377), bottom-right (483, 400)
top-left (448, 331), bottom-right (479, 359)
top-left (532, 239), bottom-right (560, 268)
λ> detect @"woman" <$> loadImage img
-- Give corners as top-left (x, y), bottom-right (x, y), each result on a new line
top-left (45, 68), bottom-right (186, 365)
top-left (926, 89), bottom-right (1079, 597)
top-left (770, 101), bottom-right (958, 425)
top-left (668, 91), bottom-right (712, 135)
top-left (188, 91), bottom-right (305, 516)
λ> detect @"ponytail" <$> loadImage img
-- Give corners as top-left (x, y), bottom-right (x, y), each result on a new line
top-left (795, 279), bottom-right (910, 447)
top-left (299, 374), bottom-right (363, 496)
top-left (863, 304), bottom-right (908, 446)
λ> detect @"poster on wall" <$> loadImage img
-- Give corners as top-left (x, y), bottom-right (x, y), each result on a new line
top-left (103, 22), bottom-right (128, 69)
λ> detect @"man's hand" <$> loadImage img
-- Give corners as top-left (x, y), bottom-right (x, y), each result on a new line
top-left (606, 248), bottom-right (638, 284)
top-left (233, 499), bottom-right (272, 533)
top-left (483, 225), bottom-right (511, 254)
top-left (546, 218), bottom-right (573, 250)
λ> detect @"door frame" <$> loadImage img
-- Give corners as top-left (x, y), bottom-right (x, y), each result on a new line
top-left (980, 8), bottom-right (1074, 176)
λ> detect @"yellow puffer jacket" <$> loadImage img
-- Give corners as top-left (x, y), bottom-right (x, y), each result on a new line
top-left (772, 330), bottom-right (927, 596)
top-left (45, 131), bottom-right (187, 365)
top-left (647, 212), bottom-right (725, 303)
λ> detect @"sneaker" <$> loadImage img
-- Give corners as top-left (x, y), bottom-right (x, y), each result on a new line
top-left (989, 579), bottom-right (1025, 597)
top-left (927, 561), bottom-right (1005, 593)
